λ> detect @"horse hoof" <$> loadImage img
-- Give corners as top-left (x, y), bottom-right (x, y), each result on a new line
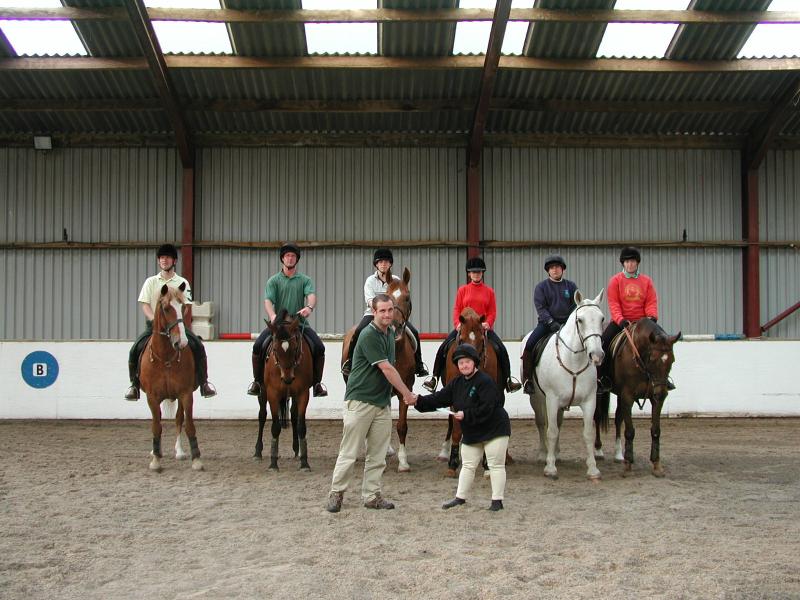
top-left (652, 465), bottom-right (666, 478)
top-left (435, 455), bottom-right (449, 462)
top-left (269, 464), bottom-right (279, 471)
top-left (544, 472), bottom-right (558, 480)
top-left (483, 470), bottom-right (491, 479)
top-left (505, 454), bottom-right (514, 465)
top-left (299, 465), bottom-right (311, 471)
top-left (594, 450), bottom-right (605, 460)
top-left (445, 469), bottom-right (458, 478)
top-left (253, 455), bottom-right (263, 462)
top-left (149, 460), bottom-right (162, 473)
top-left (398, 466), bottom-right (411, 473)
top-left (386, 446), bottom-right (396, 458)
top-left (614, 457), bottom-right (624, 464)
top-left (175, 453), bottom-right (188, 461)
top-left (191, 460), bottom-right (204, 472)
top-left (588, 474), bottom-right (602, 482)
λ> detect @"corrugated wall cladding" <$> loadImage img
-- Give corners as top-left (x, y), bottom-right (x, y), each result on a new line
top-left (194, 247), bottom-right (464, 336)
top-left (484, 247), bottom-right (741, 339)
top-left (759, 150), bottom-right (800, 339)
top-left (481, 147), bottom-right (740, 242)
top-left (195, 147), bottom-right (466, 243)
top-left (0, 249), bottom-right (153, 340)
top-left (0, 148), bottom-right (182, 243)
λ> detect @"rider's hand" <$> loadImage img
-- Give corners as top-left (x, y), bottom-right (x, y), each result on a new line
top-left (297, 306), bottom-right (312, 319)
top-left (548, 320), bottom-right (560, 332)
top-left (481, 322), bottom-right (490, 331)
top-left (453, 410), bottom-right (464, 421)
top-left (648, 316), bottom-right (657, 322)
top-left (620, 319), bottom-right (631, 328)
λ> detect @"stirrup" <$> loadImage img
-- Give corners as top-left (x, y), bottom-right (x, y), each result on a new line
top-left (506, 377), bottom-right (522, 393)
top-left (247, 380), bottom-right (261, 396)
top-left (415, 362), bottom-right (429, 377)
top-left (124, 385), bottom-right (140, 401)
top-left (200, 382), bottom-right (217, 398)
top-left (523, 379), bottom-right (535, 395)
top-left (340, 359), bottom-right (351, 377)
top-left (667, 378), bottom-right (676, 391)
top-left (422, 376), bottom-right (438, 393)
top-left (313, 383), bottom-right (328, 397)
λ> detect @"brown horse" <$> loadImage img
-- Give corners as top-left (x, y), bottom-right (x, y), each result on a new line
top-left (594, 318), bottom-right (681, 477)
top-left (255, 309), bottom-right (313, 470)
top-left (341, 267), bottom-right (416, 472)
top-left (441, 307), bottom-right (500, 477)
top-left (139, 283), bottom-right (203, 472)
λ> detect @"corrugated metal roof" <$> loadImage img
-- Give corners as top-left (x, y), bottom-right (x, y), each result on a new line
top-left (225, 0), bottom-right (307, 57)
top-left (524, 0), bottom-right (615, 59)
top-left (63, 0), bottom-right (144, 58)
top-left (379, 0), bottom-right (458, 57)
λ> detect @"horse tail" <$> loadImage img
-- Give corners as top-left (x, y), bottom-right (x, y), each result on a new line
top-left (594, 391), bottom-right (610, 432)
top-left (280, 398), bottom-right (290, 429)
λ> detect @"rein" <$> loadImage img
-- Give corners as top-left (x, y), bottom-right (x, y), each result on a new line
top-left (622, 322), bottom-right (672, 407)
top-left (270, 326), bottom-right (304, 378)
top-left (149, 302), bottom-right (183, 367)
top-left (554, 303), bottom-right (602, 406)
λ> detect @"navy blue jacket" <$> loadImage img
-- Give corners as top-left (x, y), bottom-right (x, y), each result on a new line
top-left (534, 278), bottom-right (578, 325)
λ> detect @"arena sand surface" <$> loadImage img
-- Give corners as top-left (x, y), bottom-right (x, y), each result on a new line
top-left (1, 417), bottom-right (798, 600)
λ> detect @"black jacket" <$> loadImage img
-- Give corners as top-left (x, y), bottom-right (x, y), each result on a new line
top-left (415, 370), bottom-right (510, 445)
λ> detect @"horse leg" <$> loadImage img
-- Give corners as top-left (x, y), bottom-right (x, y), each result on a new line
top-left (620, 398), bottom-right (635, 476)
top-left (650, 398), bottom-right (665, 477)
top-left (613, 404), bottom-right (624, 463)
top-left (291, 398), bottom-right (300, 458)
top-left (437, 415), bottom-right (453, 462)
top-left (173, 399), bottom-right (188, 460)
top-left (147, 396), bottom-right (163, 472)
top-left (254, 391), bottom-right (267, 460)
top-left (396, 395), bottom-right (410, 473)
top-left (181, 393), bottom-right (204, 472)
top-left (581, 398), bottom-right (601, 481)
top-left (269, 399), bottom-right (282, 470)
top-left (531, 393), bottom-right (548, 463)
top-left (446, 417), bottom-right (461, 478)
top-left (543, 401), bottom-right (560, 479)
top-left (296, 391), bottom-right (310, 471)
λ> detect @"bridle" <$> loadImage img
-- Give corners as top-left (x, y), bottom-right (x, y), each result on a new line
top-left (149, 300), bottom-right (184, 367)
top-left (622, 323), bottom-right (673, 407)
top-left (458, 322), bottom-right (488, 368)
top-left (554, 302), bottom-right (603, 405)
top-left (269, 325), bottom-right (304, 382)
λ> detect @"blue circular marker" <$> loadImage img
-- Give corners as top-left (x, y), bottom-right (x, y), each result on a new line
top-left (21, 351), bottom-right (60, 389)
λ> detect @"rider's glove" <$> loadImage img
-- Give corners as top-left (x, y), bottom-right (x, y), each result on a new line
top-left (619, 319), bottom-right (631, 328)
top-left (548, 320), bottom-right (560, 333)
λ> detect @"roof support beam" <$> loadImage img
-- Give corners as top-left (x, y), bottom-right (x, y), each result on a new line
top-left (744, 77), bottom-right (800, 170)
top-left (741, 167), bottom-right (761, 338)
top-left (124, 0), bottom-right (193, 168)
top-left (2, 7), bottom-right (800, 25)
top-left (466, 0), bottom-right (511, 260)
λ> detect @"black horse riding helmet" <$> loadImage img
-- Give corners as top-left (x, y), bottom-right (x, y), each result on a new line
top-left (543, 254), bottom-right (567, 271)
top-left (156, 243), bottom-right (178, 260)
top-left (619, 246), bottom-right (641, 264)
top-left (280, 242), bottom-right (302, 261)
top-left (373, 247), bottom-right (394, 265)
top-left (465, 257), bottom-right (487, 272)
top-left (451, 343), bottom-right (480, 366)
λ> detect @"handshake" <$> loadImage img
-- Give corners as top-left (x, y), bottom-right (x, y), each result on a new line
top-left (403, 392), bottom-right (419, 406)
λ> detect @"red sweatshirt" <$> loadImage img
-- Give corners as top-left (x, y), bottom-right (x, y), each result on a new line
top-left (453, 281), bottom-right (497, 329)
top-left (607, 271), bottom-right (658, 325)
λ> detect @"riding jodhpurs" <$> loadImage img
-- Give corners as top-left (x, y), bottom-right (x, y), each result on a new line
top-left (457, 435), bottom-right (509, 501)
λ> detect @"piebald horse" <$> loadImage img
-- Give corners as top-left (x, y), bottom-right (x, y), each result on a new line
top-left (139, 283), bottom-right (204, 472)
top-left (526, 290), bottom-right (605, 481)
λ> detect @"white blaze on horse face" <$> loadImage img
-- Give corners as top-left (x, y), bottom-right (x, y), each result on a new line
top-left (661, 353), bottom-right (669, 363)
top-left (392, 289), bottom-right (402, 299)
top-left (468, 331), bottom-right (476, 342)
top-left (281, 341), bottom-right (290, 352)
top-left (170, 299), bottom-right (188, 349)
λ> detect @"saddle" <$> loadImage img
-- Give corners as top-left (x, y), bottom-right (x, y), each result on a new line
top-left (609, 322), bottom-right (640, 361)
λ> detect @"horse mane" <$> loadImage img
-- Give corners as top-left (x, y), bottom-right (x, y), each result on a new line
top-left (158, 285), bottom-right (185, 307)
top-left (460, 307), bottom-right (479, 321)
top-left (635, 317), bottom-right (669, 345)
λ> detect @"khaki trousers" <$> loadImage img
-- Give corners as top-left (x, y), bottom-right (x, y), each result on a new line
top-left (330, 400), bottom-right (392, 502)
top-left (457, 435), bottom-right (509, 501)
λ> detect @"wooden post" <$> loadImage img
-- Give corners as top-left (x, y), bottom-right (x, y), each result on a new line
top-left (182, 164), bottom-right (195, 328)
top-left (741, 166), bottom-right (760, 338)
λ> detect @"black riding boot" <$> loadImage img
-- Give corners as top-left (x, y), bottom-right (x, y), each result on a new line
top-left (247, 353), bottom-right (262, 396)
top-left (520, 349), bottom-right (534, 395)
top-left (124, 361), bottom-right (140, 400)
top-left (195, 350), bottom-right (217, 397)
top-left (313, 353), bottom-right (328, 397)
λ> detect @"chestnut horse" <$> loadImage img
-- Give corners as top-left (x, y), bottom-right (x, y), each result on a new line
top-left (255, 309), bottom-right (313, 470)
top-left (440, 307), bottom-right (500, 477)
top-left (341, 267), bottom-right (416, 472)
top-left (593, 318), bottom-right (681, 477)
top-left (139, 283), bottom-right (203, 472)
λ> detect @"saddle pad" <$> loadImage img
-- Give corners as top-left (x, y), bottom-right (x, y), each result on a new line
top-left (403, 327), bottom-right (418, 352)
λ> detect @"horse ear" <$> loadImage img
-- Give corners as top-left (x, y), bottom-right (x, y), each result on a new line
top-left (574, 289), bottom-right (584, 304)
top-left (403, 267), bottom-right (411, 285)
top-left (593, 288), bottom-right (604, 304)
top-left (160, 284), bottom-right (169, 296)
top-left (459, 314), bottom-right (466, 324)
top-left (671, 332), bottom-right (682, 344)
top-left (479, 314), bottom-right (486, 323)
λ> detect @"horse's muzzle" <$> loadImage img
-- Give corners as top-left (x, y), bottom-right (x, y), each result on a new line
top-left (589, 350), bottom-right (605, 366)
top-left (282, 377), bottom-right (295, 385)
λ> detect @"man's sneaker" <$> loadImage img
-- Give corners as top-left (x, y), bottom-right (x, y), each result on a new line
top-left (200, 382), bottom-right (217, 397)
top-left (442, 497), bottom-right (466, 510)
top-left (506, 377), bottom-right (522, 393)
top-left (364, 493), bottom-right (395, 510)
top-left (246, 381), bottom-right (261, 396)
top-left (326, 491), bottom-right (343, 513)
top-left (124, 386), bottom-right (140, 401)
top-left (488, 499), bottom-right (504, 512)
top-left (523, 379), bottom-right (535, 395)
top-left (340, 359), bottom-right (351, 378)
top-left (422, 376), bottom-right (438, 393)
top-left (415, 362), bottom-right (429, 377)
top-left (313, 383), bottom-right (328, 397)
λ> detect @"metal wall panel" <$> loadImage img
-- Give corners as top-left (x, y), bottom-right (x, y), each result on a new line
top-left (195, 147), bottom-right (466, 242)
top-left (0, 148), bottom-right (181, 243)
top-left (760, 150), bottom-right (800, 339)
top-left (194, 246), bottom-right (463, 336)
top-left (482, 147), bottom-right (741, 242)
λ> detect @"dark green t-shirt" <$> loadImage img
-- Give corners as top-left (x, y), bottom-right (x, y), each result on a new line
top-left (345, 322), bottom-right (396, 407)
top-left (265, 270), bottom-right (315, 325)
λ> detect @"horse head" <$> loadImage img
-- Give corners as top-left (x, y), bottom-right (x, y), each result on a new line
top-left (633, 318), bottom-right (681, 400)
top-left (571, 289), bottom-right (606, 366)
top-left (386, 267), bottom-right (412, 342)
top-left (268, 309), bottom-right (303, 385)
top-left (458, 307), bottom-right (486, 356)
top-left (157, 283), bottom-right (189, 351)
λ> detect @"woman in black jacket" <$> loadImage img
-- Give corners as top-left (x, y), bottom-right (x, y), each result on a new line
top-left (407, 344), bottom-right (510, 511)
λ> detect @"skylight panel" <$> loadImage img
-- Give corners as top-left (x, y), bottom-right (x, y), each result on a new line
top-left (303, 0), bottom-right (377, 55)
top-left (0, 0), bottom-right (87, 56)
top-left (738, 0), bottom-right (800, 59)
top-left (452, 0), bottom-right (535, 56)
top-left (145, 0), bottom-right (232, 55)
top-left (596, 0), bottom-right (690, 59)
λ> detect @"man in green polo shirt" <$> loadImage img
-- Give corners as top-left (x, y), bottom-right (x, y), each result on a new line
top-left (247, 242), bottom-right (328, 397)
top-left (326, 293), bottom-right (415, 513)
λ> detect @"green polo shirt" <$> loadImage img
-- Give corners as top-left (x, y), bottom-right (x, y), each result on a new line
top-left (345, 322), bottom-right (396, 407)
top-left (265, 270), bottom-right (315, 325)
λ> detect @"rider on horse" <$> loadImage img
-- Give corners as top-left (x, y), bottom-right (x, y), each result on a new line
top-left (597, 246), bottom-right (673, 392)
top-left (423, 257), bottom-right (522, 394)
top-left (247, 242), bottom-right (328, 398)
top-left (341, 247), bottom-right (427, 378)
top-left (124, 243), bottom-right (217, 400)
top-left (520, 254), bottom-right (578, 394)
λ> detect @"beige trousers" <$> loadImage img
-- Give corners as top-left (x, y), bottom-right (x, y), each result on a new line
top-left (329, 400), bottom-right (392, 502)
top-left (456, 435), bottom-right (509, 501)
